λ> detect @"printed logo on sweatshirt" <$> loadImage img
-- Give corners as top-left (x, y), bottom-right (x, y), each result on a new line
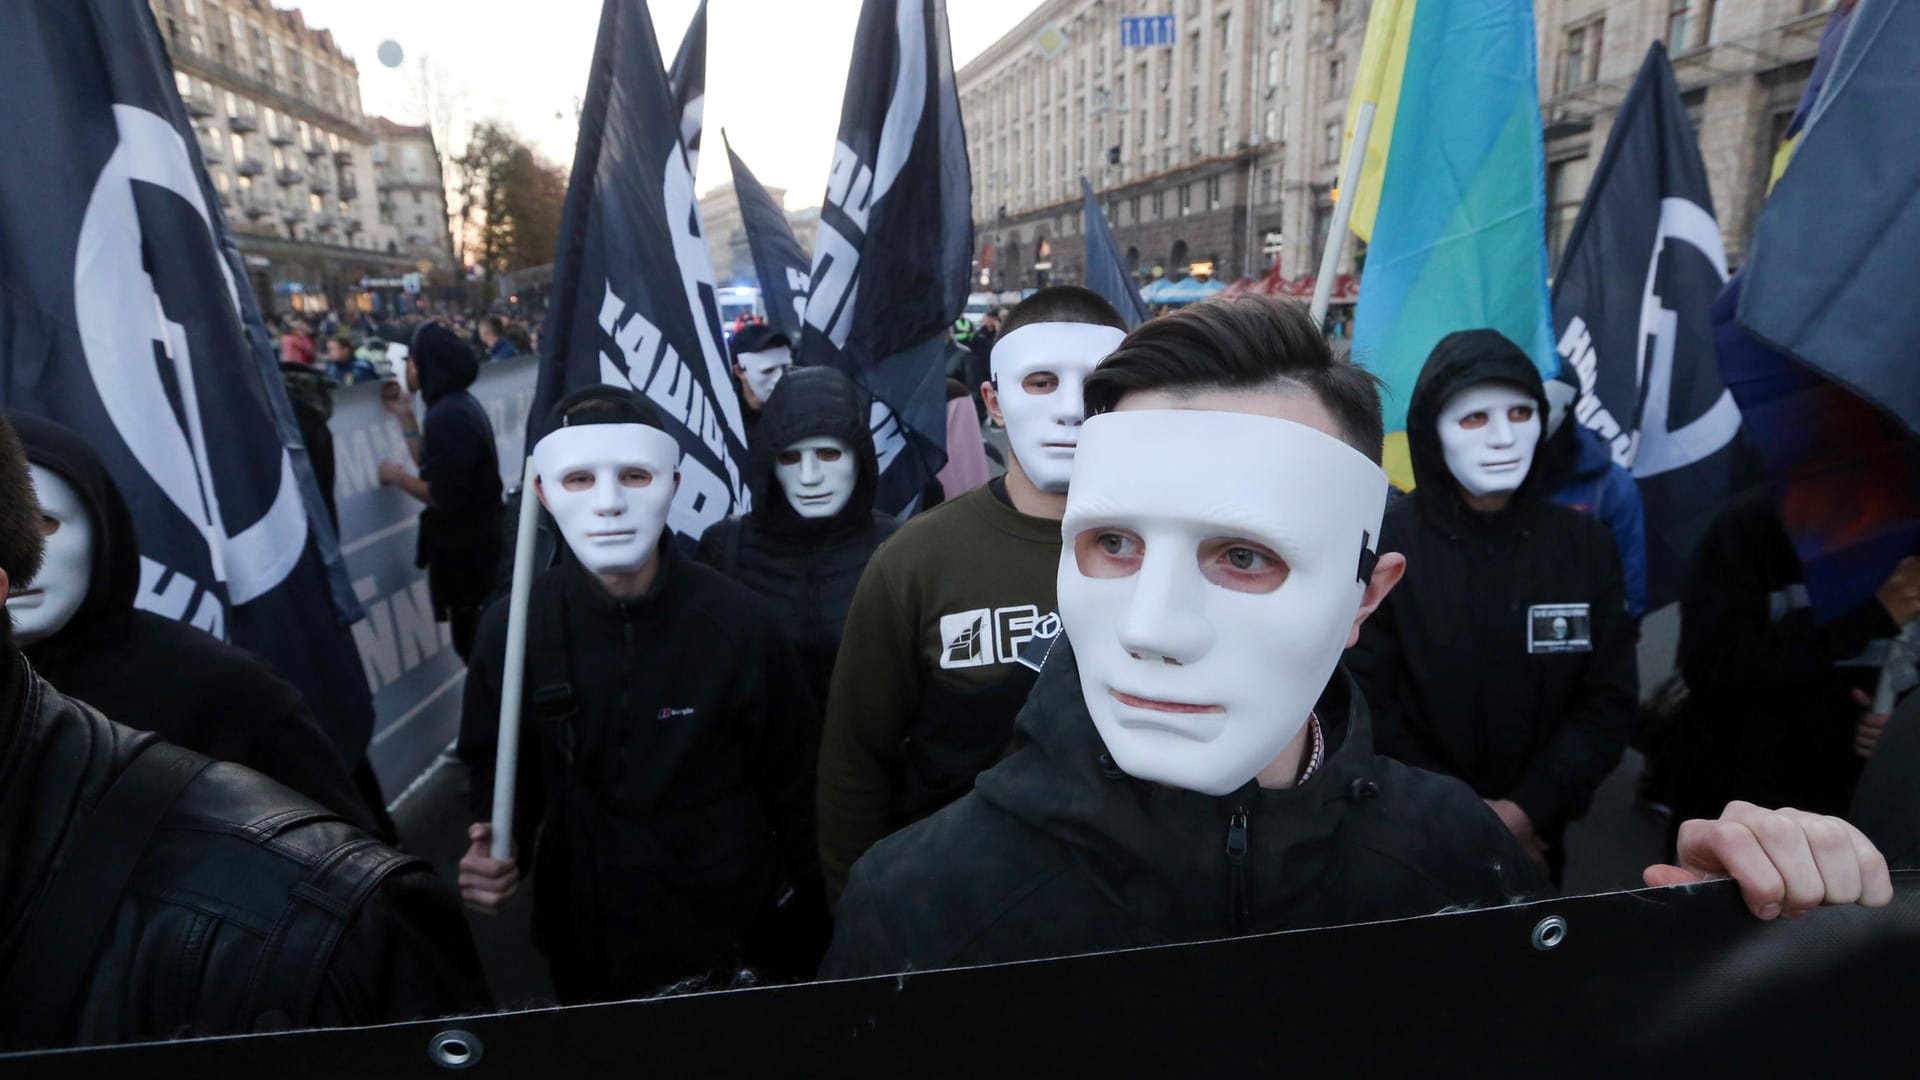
top-left (1526, 604), bottom-right (1593, 655)
top-left (657, 706), bottom-right (697, 719)
top-left (938, 605), bottom-right (1062, 670)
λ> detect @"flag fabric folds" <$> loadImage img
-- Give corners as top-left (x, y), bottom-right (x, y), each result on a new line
top-left (1340, 0), bottom-right (1416, 244)
top-left (1079, 177), bottom-right (1147, 330)
top-left (667, 0), bottom-right (707, 176)
top-left (1345, 0), bottom-right (1556, 487)
top-left (0, 0), bottom-right (374, 758)
top-left (800, 0), bottom-right (972, 515)
top-left (725, 133), bottom-right (811, 342)
top-left (1550, 42), bottom-right (1744, 610)
top-left (532, 0), bottom-right (748, 541)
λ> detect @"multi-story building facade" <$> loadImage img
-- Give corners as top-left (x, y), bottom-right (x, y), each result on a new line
top-left (149, 0), bottom-right (451, 316)
top-left (371, 119), bottom-right (459, 281)
top-left (961, 0), bottom-right (1838, 294)
top-left (700, 182), bottom-right (824, 293)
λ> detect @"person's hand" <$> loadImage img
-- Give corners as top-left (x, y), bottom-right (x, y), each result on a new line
top-left (458, 823), bottom-right (521, 915)
top-left (1875, 556), bottom-right (1920, 626)
top-left (1852, 688), bottom-right (1891, 759)
top-left (376, 460), bottom-right (410, 488)
top-left (1643, 801), bottom-right (1892, 920)
top-left (381, 378), bottom-right (414, 419)
top-left (1485, 798), bottom-right (1548, 870)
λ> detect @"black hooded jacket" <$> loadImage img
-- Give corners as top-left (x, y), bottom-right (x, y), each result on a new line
top-left (411, 322), bottom-right (503, 613)
top-left (696, 367), bottom-right (898, 705)
top-left (822, 642), bottom-right (1544, 977)
top-left (9, 412), bottom-right (389, 839)
top-left (1349, 331), bottom-right (1638, 843)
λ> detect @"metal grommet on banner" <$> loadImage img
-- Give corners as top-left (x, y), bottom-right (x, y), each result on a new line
top-left (1531, 915), bottom-right (1568, 952)
top-left (429, 1029), bottom-right (484, 1070)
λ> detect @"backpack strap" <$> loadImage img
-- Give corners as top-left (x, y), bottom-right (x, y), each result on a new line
top-left (0, 740), bottom-right (211, 1050)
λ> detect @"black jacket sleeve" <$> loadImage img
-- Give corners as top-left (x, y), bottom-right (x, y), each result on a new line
top-left (1349, 590), bottom-right (1455, 777)
top-left (1508, 525), bottom-right (1639, 834)
top-left (311, 863), bottom-right (494, 1025)
top-left (420, 403), bottom-right (491, 514)
top-left (456, 598), bottom-right (545, 862)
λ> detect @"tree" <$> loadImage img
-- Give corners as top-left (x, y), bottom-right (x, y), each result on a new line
top-left (451, 122), bottom-right (567, 295)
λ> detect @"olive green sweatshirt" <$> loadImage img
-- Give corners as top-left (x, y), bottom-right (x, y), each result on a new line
top-left (818, 480), bottom-right (1063, 905)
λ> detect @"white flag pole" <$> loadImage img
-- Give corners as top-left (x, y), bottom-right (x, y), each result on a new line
top-left (490, 456), bottom-right (543, 861)
top-left (1310, 101), bottom-right (1376, 325)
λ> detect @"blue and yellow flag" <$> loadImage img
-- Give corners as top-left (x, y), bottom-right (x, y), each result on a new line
top-left (1344, 0), bottom-right (1556, 488)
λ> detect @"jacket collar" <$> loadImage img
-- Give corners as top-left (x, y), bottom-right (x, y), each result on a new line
top-left (560, 536), bottom-right (682, 625)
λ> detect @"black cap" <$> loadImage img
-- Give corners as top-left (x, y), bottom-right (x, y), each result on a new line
top-left (730, 323), bottom-right (792, 362)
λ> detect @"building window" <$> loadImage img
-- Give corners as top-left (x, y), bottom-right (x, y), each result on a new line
top-left (1218, 71), bottom-right (1231, 113)
top-left (1260, 167), bottom-right (1274, 204)
top-left (189, 33), bottom-right (203, 53)
top-left (1546, 155), bottom-right (1593, 271)
top-left (1219, 13), bottom-right (1232, 52)
top-left (1264, 108), bottom-right (1278, 141)
top-left (1329, 58), bottom-right (1344, 98)
top-left (1667, 1), bottom-right (1692, 51)
top-left (1313, 206), bottom-right (1333, 263)
top-left (1268, 0), bottom-right (1285, 32)
top-left (1180, 184), bottom-right (1192, 216)
top-left (1207, 175), bottom-right (1222, 210)
top-left (1266, 48), bottom-right (1281, 88)
top-left (1152, 190), bottom-right (1165, 219)
top-left (1188, 85), bottom-right (1200, 123)
top-left (1705, 0), bottom-right (1723, 43)
top-left (1325, 122), bottom-right (1342, 164)
top-left (185, 0), bottom-right (199, 17)
top-left (1561, 27), bottom-right (1586, 93)
top-left (1188, 32), bottom-right (1201, 74)
top-left (1283, 42), bottom-right (1294, 86)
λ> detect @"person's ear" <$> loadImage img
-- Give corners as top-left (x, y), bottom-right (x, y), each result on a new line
top-left (0, 568), bottom-right (10, 603)
top-left (982, 381), bottom-right (1004, 426)
top-left (1346, 551), bottom-right (1406, 648)
top-left (734, 362), bottom-right (747, 380)
top-left (534, 475), bottom-right (552, 515)
top-left (672, 470), bottom-right (682, 496)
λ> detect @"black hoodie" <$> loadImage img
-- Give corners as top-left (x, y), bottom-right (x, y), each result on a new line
top-left (8, 412), bottom-right (390, 840)
top-left (1349, 331), bottom-right (1638, 851)
top-left (822, 642), bottom-right (1544, 977)
top-left (410, 322), bottom-right (503, 614)
top-left (696, 367), bottom-right (898, 705)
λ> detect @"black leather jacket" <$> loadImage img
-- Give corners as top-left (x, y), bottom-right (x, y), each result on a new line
top-left (0, 653), bottom-right (490, 1050)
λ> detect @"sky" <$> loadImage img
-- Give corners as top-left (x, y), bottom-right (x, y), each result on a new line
top-left (288, 0), bottom-right (1043, 208)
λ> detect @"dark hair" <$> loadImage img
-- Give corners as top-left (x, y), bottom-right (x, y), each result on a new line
top-left (329, 334), bottom-right (353, 351)
top-left (0, 416), bottom-right (45, 588)
top-left (1083, 295), bottom-right (1384, 463)
top-left (481, 315), bottom-right (506, 335)
top-left (548, 385), bottom-right (666, 431)
top-left (1001, 285), bottom-right (1128, 337)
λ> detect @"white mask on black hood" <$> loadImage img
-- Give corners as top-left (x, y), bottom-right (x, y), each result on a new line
top-left (9, 465), bottom-right (94, 645)
top-left (1437, 382), bottom-right (1541, 499)
top-left (775, 436), bottom-right (857, 519)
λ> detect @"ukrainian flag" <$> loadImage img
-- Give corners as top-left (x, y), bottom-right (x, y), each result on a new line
top-left (1343, 0), bottom-right (1557, 489)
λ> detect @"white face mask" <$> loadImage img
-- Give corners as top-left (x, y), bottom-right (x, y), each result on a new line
top-left (10, 465), bottom-right (95, 645)
top-left (737, 346), bottom-right (792, 405)
top-left (532, 423), bottom-right (680, 575)
top-left (1058, 409), bottom-right (1386, 796)
top-left (990, 322), bottom-right (1127, 493)
top-left (775, 435), bottom-right (858, 520)
top-left (1436, 382), bottom-right (1542, 499)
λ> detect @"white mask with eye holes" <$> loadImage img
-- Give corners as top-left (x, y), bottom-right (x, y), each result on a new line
top-left (1436, 382), bottom-right (1542, 499)
top-left (1058, 409), bottom-right (1386, 797)
top-left (775, 435), bottom-right (858, 520)
top-left (737, 346), bottom-right (793, 406)
top-left (990, 322), bottom-right (1128, 493)
top-left (8, 465), bottom-right (95, 645)
top-left (532, 423), bottom-right (681, 575)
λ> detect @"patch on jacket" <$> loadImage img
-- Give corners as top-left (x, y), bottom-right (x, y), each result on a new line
top-left (1526, 604), bottom-right (1592, 654)
top-left (938, 605), bottom-right (1059, 670)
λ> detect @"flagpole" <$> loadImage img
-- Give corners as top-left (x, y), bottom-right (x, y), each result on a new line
top-left (490, 456), bottom-right (542, 861)
top-left (1310, 101), bottom-right (1374, 325)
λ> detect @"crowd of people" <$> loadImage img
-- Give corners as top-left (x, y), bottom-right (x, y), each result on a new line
top-left (0, 289), bottom-right (1909, 1052)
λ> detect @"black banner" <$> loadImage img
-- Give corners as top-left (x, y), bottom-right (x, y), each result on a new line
top-left (1081, 176), bottom-right (1148, 329)
top-left (724, 133), bottom-right (810, 342)
top-left (531, 0), bottom-right (749, 542)
top-left (1549, 42), bottom-right (1745, 609)
top-left (667, 0), bottom-right (707, 176)
top-left (10, 875), bottom-right (1916, 1076)
top-left (0, 0), bottom-right (374, 758)
top-left (799, 0), bottom-right (972, 513)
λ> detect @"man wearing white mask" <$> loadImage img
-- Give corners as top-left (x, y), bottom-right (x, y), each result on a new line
top-left (822, 298), bottom-right (1891, 978)
top-left (1350, 329), bottom-right (1639, 883)
top-left (456, 386), bottom-right (822, 1002)
top-left (729, 324), bottom-right (794, 453)
top-left (697, 367), bottom-right (898, 709)
top-left (816, 286), bottom-right (1128, 907)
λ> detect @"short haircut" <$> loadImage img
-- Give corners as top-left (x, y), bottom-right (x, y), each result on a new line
top-left (481, 315), bottom-right (505, 335)
top-left (329, 334), bottom-right (353, 350)
top-left (0, 415), bottom-right (45, 587)
top-left (1083, 295), bottom-right (1385, 463)
top-left (549, 385), bottom-right (666, 431)
top-left (1001, 285), bottom-right (1128, 337)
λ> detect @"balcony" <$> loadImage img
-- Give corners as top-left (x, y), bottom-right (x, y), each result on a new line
top-left (267, 128), bottom-right (294, 146)
top-left (274, 166), bottom-right (303, 187)
top-left (242, 197), bottom-right (272, 220)
top-left (343, 217), bottom-right (363, 235)
top-left (334, 148), bottom-right (354, 167)
top-left (377, 197), bottom-right (396, 214)
top-left (339, 178), bottom-right (359, 201)
top-left (303, 140), bottom-right (328, 159)
top-left (185, 93), bottom-right (215, 119)
top-left (313, 212), bottom-right (339, 232)
top-left (199, 139), bottom-right (224, 164)
top-left (280, 206), bottom-right (307, 224)
top-left (236, 156), bottom-right (265, 177)
top-left (309, 172), bottom-right (332, 194)
top-left (228, 112), bottom-right (257, 133)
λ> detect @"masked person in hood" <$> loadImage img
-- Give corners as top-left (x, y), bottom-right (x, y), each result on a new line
top-left (281, 361), bottom-right (340, 530)
top-left (696, 367), bottom-right (898, 708)
top-left (0, 416), bottom-right (490, 1051)
top-left (816, 286), bottom-right (1128, 908)
top-left (6, 411), bottom-right (391, 840)
top-left (456, 387), bottom-right (823, 1002)
top-left (730, 324), bottom-right (794, 454)
top-left (1349, 330), bottom-right (1638, 882)
top-left (1537, 371), bottom-right (1649, 618)
top-left (821, 297), bottom-right (1894, 979)
top-left (378, 321), bottom-right (504, 660)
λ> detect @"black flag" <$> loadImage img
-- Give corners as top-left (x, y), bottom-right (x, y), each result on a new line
top-left (1080, 177), bottom-right (1147, 330)
top-left (0, 0), bottom-right (375, 758)
top-left (724, 133), bottom-right (810, 342)
top-left (800, 0), bottom-right (972, 514)
top-left (667, 0), bottom-right (707, 176)
top-left (1549, 42), bottom-right (1744, 609)
top-left (532, 0), bottom-right (748, 541)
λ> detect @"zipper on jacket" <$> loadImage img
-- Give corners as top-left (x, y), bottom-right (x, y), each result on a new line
top-left (1226, 805), bottom-right (1250, 935)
